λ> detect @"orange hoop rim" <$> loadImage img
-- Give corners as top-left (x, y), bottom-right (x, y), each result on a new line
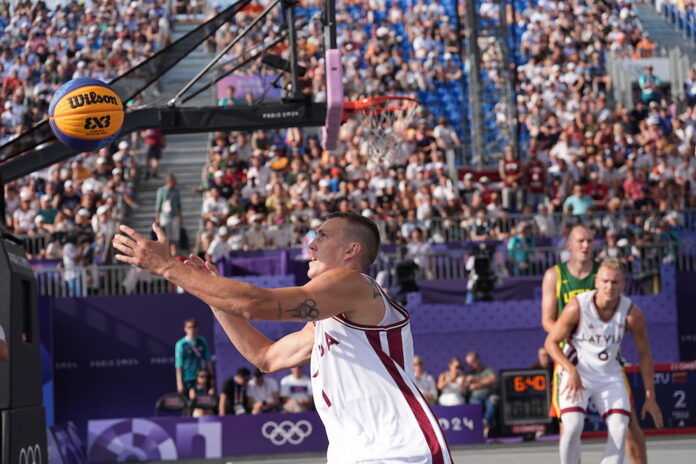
top-left (343, 96), bottom-right (420, 116)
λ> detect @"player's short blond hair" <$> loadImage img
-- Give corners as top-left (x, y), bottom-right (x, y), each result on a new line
top-left (598, 259), bottom-right (625, 274)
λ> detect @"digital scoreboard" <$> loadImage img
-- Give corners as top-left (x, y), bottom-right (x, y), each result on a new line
top-left (500, 369), bottom-right (552, 433)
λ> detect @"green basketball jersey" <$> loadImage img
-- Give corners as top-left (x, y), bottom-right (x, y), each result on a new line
top-left (554, 260), bottom-right (601, 315)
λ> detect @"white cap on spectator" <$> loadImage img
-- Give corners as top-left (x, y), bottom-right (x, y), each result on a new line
top-left (318, 179), bottom-right (330, 188)
top-left (647, 116), bottom-right (659, 125)
top-left (217, 226), bottom-right (229, 236)
top-left (77, 208), bottom-right (91, 217)
top-left (361, 209), bottom-right (374, 218)
top-left (113, 152), bottom-right (123, 162)
top-left (4, 101), bottom-right (11, 109)
top-left (118, 141), bottom-right (129, 149)
top-left (310, 218), bottom-right (323, 229)
top-left (112, 168), bottom-right (122, 175)
top-left (97, 205), bottom-right (110, 216)
top-left (77, 61), bottom-right (86, 68)
top-left (214, 170), bottom-right (225, 177)
top-left (479, 176), bottom-right (490, 183)
top-left (64, 180), bottom-right (73, 188)
top-left (34, 215), bottom-right (45, 224)
top-left (19, 191), bottom-right (31, 201)
top-left (251, 214), bottom-right (264, 223)
top-left (227, 216), bottom-right (241, 227)
top-left (41, 194), bottom-right (52, 202)
top-left (96, 157), bottom-right (107, 165)
top-left (84, 184), bottom-right (95, 192)
top-left (464, 172), bottom-right (474, 180)
top-left (444, 52), bottom-right (452, 60)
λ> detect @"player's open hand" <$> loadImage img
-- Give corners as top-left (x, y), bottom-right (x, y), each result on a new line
top-left (113, 223), bottom-right (172, 276)
top-left (183, 254), bottom-right (222, 312)
top-left (183, 254), bottom-right (220, 277)
top-left (641, 397), bottom-right (664, 429)
top-left (564, 368), bottom-right (584, 402)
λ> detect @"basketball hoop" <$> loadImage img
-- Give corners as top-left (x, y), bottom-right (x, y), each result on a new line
top-left (343, 96), bottom-right (420, 168)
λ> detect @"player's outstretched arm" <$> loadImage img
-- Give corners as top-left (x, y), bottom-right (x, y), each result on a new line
top-left (183, 254), bottom-right (314, 373)
top-left (113, 224), bottom-right (371, 322)
top-left (545, 299), bottom-right (583, 401)
top-left (541, 266), bottom-right (559, 333)
top-left (627, 304), bottom-right (664, 428)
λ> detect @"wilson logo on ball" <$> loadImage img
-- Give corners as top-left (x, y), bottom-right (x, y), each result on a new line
top-left (68, 92), bottom-right (120, 109)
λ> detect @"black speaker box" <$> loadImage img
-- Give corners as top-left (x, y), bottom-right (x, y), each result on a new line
top-left (0, 238), bottom-right (43, 409)
top-left (1, 406), bottom-right (47, 464)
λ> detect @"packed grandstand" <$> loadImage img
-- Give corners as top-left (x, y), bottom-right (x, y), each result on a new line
top-left (1, 0), bottom-right (694, 293)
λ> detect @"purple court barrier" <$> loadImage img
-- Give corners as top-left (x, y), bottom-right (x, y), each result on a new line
top-left (86, 405), bottom-right (483, 462)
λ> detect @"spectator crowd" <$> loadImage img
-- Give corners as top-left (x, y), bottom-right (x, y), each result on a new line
top-left (1, 0), bottom-right (693, 285)
top-left (1, 0), bottom-right (171, 294)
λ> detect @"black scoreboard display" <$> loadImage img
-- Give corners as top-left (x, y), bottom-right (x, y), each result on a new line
top-left (500, 369), bottom-right (552, 434)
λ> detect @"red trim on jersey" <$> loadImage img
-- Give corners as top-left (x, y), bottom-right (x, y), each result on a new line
top-left (333, 275), bottom-right (411, 331)
top-left (366, 331), bottom-right (447, 464)
top-left (322, 390), bottom-right (332, 407)
top-left (560, 407), bottom-right (587, 416)
top-left (602, 408), bottom-right (631, 420)
top-left (387, 329), bottom-right (405, 369)
top-left (332, 313), bottom-right (409, 331)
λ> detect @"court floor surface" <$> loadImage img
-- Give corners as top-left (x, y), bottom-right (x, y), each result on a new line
top-left (161, 435), bottom-right (696, 464)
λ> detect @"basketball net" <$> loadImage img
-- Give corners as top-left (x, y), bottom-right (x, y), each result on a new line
top-left (344, 97), bottom-right (420, 169)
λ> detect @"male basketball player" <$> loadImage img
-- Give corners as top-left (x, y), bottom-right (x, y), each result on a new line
top-left (541, 224), bottom-right (647, 463)
top-left (113, 212), bottom-right (452, 463)
top-left (545, 260), bottom-right (663, 464)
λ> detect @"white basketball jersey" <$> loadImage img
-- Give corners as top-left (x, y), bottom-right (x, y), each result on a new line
top-left (568, 291), bottom-right (632, 379)
top-left (310, 276), bottom-right (452, 464)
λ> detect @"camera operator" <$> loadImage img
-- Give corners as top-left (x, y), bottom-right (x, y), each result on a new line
top-left (389, 245), bottom-right (420, 305)
top-left (465, 243), bottom-right (498, 303)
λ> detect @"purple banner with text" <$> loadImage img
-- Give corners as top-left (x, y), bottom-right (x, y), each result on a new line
top-left (216, 74), bottom-right (281, 101)
top-left (87, 405), bottom-right (483, 462)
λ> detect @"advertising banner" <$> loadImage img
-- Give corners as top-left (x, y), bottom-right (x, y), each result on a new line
top-left (584, 362), bottom-right (696, 432)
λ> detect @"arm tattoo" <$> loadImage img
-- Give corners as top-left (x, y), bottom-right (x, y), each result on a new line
top-left (365, 277), bottom-right (381, 299)
top-left (284, 299), bottom-right (320, 321)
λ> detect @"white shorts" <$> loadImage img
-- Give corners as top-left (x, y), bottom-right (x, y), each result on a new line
top-left (557, 368), bottom-right (631, 421)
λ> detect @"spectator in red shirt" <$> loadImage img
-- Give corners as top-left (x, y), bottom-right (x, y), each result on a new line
top-left (498, 145), bottom-right (525, 213)
top-left (525, 149), bottom-right (547, 210)
top-left (143, 128), bottom-right (166, 180)
top-left (623, 169), bottom-right (645, 201)
top-left (583, 171), bottom-right (609, 209)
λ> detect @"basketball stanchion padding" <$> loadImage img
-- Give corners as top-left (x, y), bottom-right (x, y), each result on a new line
top-left (48, 77), bottom-right (124, 152)
top-left (321, 49), bottom-right (344, 151)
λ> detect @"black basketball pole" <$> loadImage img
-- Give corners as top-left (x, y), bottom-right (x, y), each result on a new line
top-left (283, 0), bottom-right (304, 101)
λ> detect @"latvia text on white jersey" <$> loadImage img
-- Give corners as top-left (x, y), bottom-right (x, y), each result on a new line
top-left (566, 290), bottom-right (632, 380)
top-left (310, 275), bottom-right (452, 464)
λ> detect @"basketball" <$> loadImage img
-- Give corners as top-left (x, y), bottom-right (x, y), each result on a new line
top-left (48, 78), bottom-right (124, 152)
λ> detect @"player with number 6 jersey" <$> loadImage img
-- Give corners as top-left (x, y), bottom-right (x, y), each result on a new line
top-left (545, 260), bottom-right (663, 464)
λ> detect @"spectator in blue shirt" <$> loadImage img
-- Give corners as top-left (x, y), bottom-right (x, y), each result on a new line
top-left (507, 222), bottom-right (535, 275)
top-left (563, 184), bottom-right (594, 216)
top-left (175, 318), bottom-right (214, 394)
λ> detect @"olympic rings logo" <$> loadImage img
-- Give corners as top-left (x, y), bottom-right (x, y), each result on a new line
top-left (18, 444), bottom-right (42, 464)
top-left (261, 420), bottom-right (313, 446)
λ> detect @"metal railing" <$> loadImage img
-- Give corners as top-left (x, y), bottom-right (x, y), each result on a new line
top-left (34, 265), bottom-right (175, 298)
top-left (28, 241), bottom-right (689, 297)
